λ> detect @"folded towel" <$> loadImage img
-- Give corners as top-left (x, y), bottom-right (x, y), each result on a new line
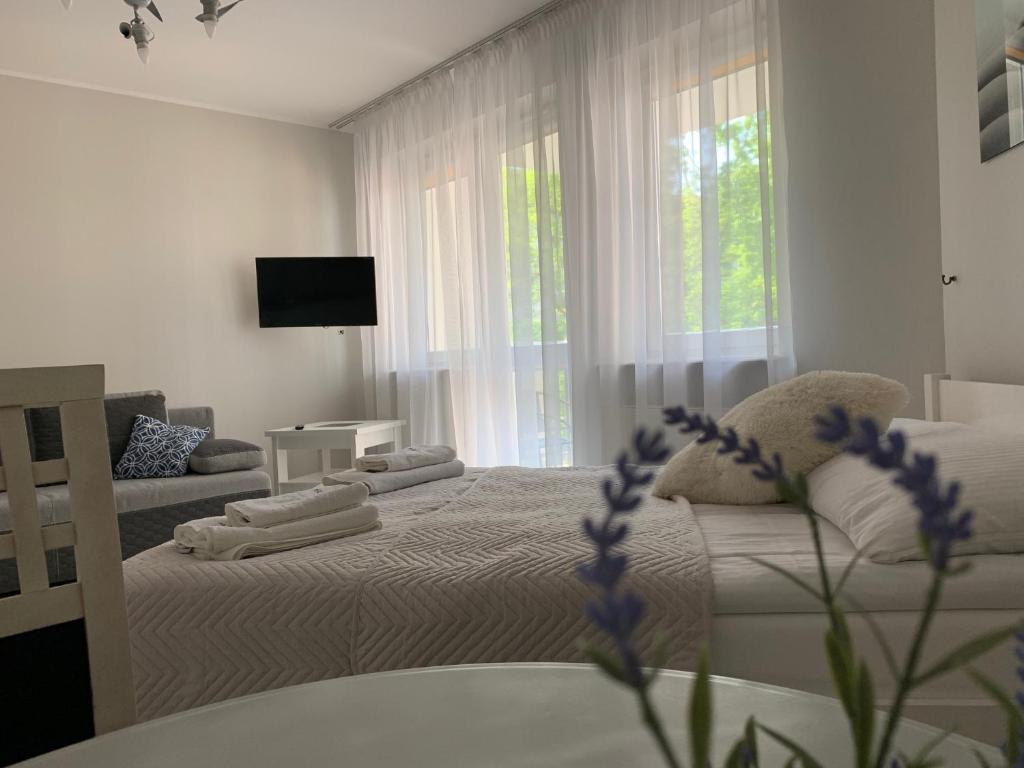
top-left (173, 516), bottom-right (224, 545)
top-left (323, 459), bottom-right (465, 494)
top-left (225, 483), bottom-right (369, 528)
top-left (354, 445), bottom-right (456, 473)
top-left (174, 505), bottom-right (380, 561)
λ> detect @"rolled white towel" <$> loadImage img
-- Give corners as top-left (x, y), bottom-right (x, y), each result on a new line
top-left (225, 483), bottom-right (369, 528)
top-left (323, 459), bottom-right (465, 494)
top-left (174, 516), bottom-right (227, 552)
top-left (175, 504), bottom-right (380, 561)
top-left (354, 445), bottom-right (456, 473)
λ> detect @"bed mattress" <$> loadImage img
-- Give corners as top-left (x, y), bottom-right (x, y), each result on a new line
top-left (696, 503), bottom-right (1024, 614)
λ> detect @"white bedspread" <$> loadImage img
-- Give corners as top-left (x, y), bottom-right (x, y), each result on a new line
top-left (125, 467), bottom-right (712, 721)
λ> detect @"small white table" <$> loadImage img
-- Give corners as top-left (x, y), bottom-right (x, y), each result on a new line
top-left (264, 420), bottom-right (405, 494)
top-left (17, 664), bottom-right (998, 767)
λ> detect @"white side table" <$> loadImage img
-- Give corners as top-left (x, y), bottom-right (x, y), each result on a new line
top-left (264, 420), bottom-right (405, 494)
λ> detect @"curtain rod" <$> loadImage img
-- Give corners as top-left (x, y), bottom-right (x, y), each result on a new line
top-left (329, 0), bottom-right (572, 130)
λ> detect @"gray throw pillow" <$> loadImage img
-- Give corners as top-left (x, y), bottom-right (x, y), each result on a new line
top-left (28, 390), bottom-right (167, 467)
top-left (188, 438), bottom-right (266, 474)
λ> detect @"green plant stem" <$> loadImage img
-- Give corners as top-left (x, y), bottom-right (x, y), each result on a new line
top-left (807, 513), bottom-right (834, 602)
top-left (637, 685), bottom-right (683, 768)
top-left (872, 573), bottom-right (946, 768)
top-left (796, 498), bottom-right (834, 606)
top-left (802, 500), bottom-right (867, 765)
top-left (799, 501), bottom-right (851, 649)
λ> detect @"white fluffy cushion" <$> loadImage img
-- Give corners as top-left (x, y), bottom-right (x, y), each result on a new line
top-left (652, 371), bottom-right (910, 504)
top-left (808, 418), bottom-right (1024, 563)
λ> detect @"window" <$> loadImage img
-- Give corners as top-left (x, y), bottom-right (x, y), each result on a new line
top-left (668, 64), bottom-right (776, 342)
top-left (501, 132), bottom-right (571, 466)
top-left (409, 56), bottom-right (779, 466)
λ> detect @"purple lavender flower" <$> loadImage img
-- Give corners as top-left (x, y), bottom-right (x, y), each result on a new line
top-left (662, 406), bottom-right (785, 483)
top-left (814, 406), bottom-right (973, 571)
top-left (578, 429), bottom-right (670, 688)
top-left (581, 409), bottom-right (787, 688)
top-left (582, 402), bottom-right (999, 768)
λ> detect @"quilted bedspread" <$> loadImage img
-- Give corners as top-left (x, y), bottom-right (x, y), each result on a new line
top-left (124, 466), bottom-right (712, 720)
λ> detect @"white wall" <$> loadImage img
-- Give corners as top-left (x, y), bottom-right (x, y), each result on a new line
top-left (778, 0), bottom-right (946, 416)
top-left (0, 74), bottom-right (362, 452)
top-left (934, 0), bottom-right (1024, 385)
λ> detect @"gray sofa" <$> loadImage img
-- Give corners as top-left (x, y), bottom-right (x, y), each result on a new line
top-left (0, 402), bottom-right (271, 594)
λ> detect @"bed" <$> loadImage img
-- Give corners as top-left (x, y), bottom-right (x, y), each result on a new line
top-left (122, 374), bottom-right (1024, 745)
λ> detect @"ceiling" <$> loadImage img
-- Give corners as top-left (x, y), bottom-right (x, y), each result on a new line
top-left (0, 0), bottom-right (549, 129)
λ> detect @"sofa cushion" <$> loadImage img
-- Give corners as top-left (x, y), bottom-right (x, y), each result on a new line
top-left (113, 416), bottom-right (209, 480)
top-left (104, 391), bottom-right (170, 467)
top-left (0, 412), bottom-right (35, 470)
top-left (27, 408), bottom-right (62, 463)
top-left (189, 438), bottom-right (266, 474)
top-left (0, 470), bottom-right (272, 532)
top-left (168, 407), bottom-right (215, 438)
top-left (28, 391), bottom-right (168, 467)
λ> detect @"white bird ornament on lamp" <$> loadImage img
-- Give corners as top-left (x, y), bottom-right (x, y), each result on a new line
top-left (195, 0), bottom-right (248, 39)
top-left (56, 0), bottom-right (252, 63)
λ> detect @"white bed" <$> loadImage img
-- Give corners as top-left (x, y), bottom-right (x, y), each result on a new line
top-left (123, 374), bottom-right (1024, 746)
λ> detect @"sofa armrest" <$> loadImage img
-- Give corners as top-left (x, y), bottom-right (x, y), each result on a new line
top-left (168, 406), bottom-right (216, 438)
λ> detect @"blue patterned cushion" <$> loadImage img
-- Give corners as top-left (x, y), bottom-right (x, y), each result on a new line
top-left (113, 415), bottom-right (209, 480)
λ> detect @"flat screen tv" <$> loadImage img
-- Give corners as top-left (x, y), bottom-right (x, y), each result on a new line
top-left (256, 257), bottom-right (377, 328)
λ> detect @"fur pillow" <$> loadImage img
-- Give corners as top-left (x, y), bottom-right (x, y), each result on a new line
top-left (652, 371), bottom-right (910, 504)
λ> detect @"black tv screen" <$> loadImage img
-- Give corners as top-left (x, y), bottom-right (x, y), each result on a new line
top-left (256, 257), bottom-right (377, 328)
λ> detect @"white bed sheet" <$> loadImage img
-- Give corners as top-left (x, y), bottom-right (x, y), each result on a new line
top-left (694, 502), bottom-right (1024, 614)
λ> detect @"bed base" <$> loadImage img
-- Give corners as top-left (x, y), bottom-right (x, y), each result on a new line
top-left (711, 605), bottom-right (1015, 745)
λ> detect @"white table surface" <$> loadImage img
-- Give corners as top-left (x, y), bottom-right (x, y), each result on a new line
top-left (263, 419), bottom-right (406, 494)
top-left (263, 420), bottom-right (406, 436)
top-left (20, 664), bottom-right (998, 767)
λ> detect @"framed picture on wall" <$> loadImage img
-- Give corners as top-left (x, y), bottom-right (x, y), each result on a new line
top-left (977, 0), bottom-right (1024, 161)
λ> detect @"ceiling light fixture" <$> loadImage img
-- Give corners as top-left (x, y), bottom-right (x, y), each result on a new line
top-left (59, 0), bottom-right (73, 9)
top-left (118, 0), bottom-right (161, 63)
top-left (196, 0), bottom-right (246, 39)
top-left (104, 0), bottom-right (248, 63)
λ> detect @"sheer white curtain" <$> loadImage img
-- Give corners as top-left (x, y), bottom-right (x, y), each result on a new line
top-left (356, 0), bottom-right (793, 467)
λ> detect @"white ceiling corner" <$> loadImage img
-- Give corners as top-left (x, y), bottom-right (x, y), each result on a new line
top-left (0, 0), bottom-right (549, 129)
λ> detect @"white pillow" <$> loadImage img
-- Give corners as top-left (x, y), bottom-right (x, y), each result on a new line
top-left (653, 371), bottom-right (910, 504)
top-left (808, 419), bottom-right (1024, 563)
